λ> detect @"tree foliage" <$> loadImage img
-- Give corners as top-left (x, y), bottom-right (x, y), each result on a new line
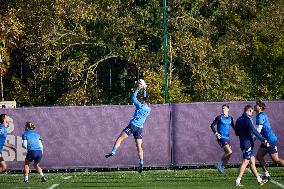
top-left (0, 0), bottom-right (283, 106)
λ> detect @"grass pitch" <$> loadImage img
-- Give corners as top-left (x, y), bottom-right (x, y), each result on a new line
top-left (0, 167), bottom-right (283, 189)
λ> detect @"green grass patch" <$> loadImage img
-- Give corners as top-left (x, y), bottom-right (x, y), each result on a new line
top-left (0, 167), bottom-right (283, 189)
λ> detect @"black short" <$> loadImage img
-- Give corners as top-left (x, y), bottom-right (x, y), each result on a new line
top-left (260, 142), bottom-right (278, 155)
top-left (26, 150), bottom-right (43, 163)
top-left (0, 157), bottom-right (4, 162)
top-left (123, 124), bottom-right (143, 139)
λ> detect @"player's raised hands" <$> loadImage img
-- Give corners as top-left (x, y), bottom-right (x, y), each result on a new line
top-left (139, 79), bottom-right (147, 89)
top-left (136, 82), bottom-right (143, 89)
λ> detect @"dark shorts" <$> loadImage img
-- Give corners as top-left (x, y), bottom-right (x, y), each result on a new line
top-left (123, 124), bottom-right (143, 139)
top-left (242, 147), bottom-right (254, 160)
top-left (260, 142), bottom-right (278, 155)
top-left (217, 138), bottom-right (230, 148)
top-left (26, 150), bottom-right (43, 163)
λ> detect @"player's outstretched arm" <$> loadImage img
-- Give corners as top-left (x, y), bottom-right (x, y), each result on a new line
top-left (4, 142), bottom-right (17, 152)
top-left (247, 117), bottom-right (265, 143)
top-left (22, 139), bottom-right (27, 149)
top-left (131, 83), bottom-right (143, 108)
top-left (231, 118), bottom-right (239, 136)
top-left (39, 140), bottom-right (43, 150)
top-left (233, 122), bottom-right (239, 136)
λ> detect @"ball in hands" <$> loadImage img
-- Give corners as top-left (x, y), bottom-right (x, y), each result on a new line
top-left (138, 79), bottom-right (147, 88)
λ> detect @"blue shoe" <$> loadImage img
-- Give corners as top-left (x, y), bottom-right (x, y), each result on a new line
top-left (105, 153), bottom-right (115, 158)
top-left (215, 161), bottom-right (225, 174)
top-left (138, 163), bottom-right (143, 173)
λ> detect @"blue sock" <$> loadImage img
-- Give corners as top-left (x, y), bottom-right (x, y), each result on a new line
top-left (111, 147), bottom-right (117, 154)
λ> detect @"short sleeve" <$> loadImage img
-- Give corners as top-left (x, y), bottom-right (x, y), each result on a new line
top-left (22, 133), bottom-right (27, 140)
top-left (256, 114), bottom-right (265, 125)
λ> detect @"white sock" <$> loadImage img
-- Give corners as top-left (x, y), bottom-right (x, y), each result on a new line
top-left (40, 172), bottom-right (44, 177)
top-left (236, 177), bottom-right (241, 183)
top-left (257, 176), bottom-right (262, 183)
top-left (264, 171), bottom-right (270, 177)
top-left (24, 176), bottom-right (28, 181)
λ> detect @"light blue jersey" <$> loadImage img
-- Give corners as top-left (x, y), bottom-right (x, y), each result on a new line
top-left (214, 114), bottom-right (234, 140)
top-left (256, 112), bottom-right (277, 143)
top-left (22, 130), bottom-right (42, 151)
top-left (0, 124), bottom-right (7, 151)
top-left (129, 88), bottom-right (151, 128)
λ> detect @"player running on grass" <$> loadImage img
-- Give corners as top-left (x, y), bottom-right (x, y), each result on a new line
top-left (235, 105), bottom-right (269, 186)
top-left (0, 114), bottom-right (17, 173)
top-left (210, 104), bottom-right (236, 174)
top-left (22, 122), bottom-right (46, 182)
top-left (254, 100), bottom-right (284, 180)
top-left (105, 79), bottom-right (151, 173)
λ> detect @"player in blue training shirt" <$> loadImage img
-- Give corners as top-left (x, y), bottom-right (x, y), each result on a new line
top-left (105, 81), bottom-right (151, 173)
top-left (235, 105), bottom-right (269, 187)
top-left (0, 114), bottom-right (17, 173)
top-left (254, 100), bottom-right (284, 180)
top-left (210, 104), bottom-right (236, 174)
top-left (22, 122), bottom-right (46, 182)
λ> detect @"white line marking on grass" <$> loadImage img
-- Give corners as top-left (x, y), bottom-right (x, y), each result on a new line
top-left (63, 176), bottom-right (72, 180)
top-left (246, 168), bottom-right (284, 188)
top-left (246, 168), bottom-right (252, 173)
top-left (47, 184), bottom-right (59, 189)
top-left (271, 180), bottom-right (284, 189)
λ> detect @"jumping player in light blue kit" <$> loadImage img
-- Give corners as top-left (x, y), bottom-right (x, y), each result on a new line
top-left (0, 114), bottom-right (17, 173)
top-left (255, 100), bottom-right (284, 180)
top-left (210, 104), bottom-right (236, 174)
top-left (105, 80), bottom-right (151, 173)
top-left (22, 122), bottom-right (46, 182)
top-left (235, 105), bottom-right (269, 187)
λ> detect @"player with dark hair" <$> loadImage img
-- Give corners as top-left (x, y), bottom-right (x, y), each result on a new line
top-left (105, 80), bottom-right (151, 173)
top-left (0, 114), bottom-right (17, 173)
top-left (254, 100), bottom-right (284, 180)
top-left (210, 104), bottom-right (236, 174)
top-left (235, 105), bottom-right (269, 186)
top-left (22, 122), bottom-right (46, 182)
